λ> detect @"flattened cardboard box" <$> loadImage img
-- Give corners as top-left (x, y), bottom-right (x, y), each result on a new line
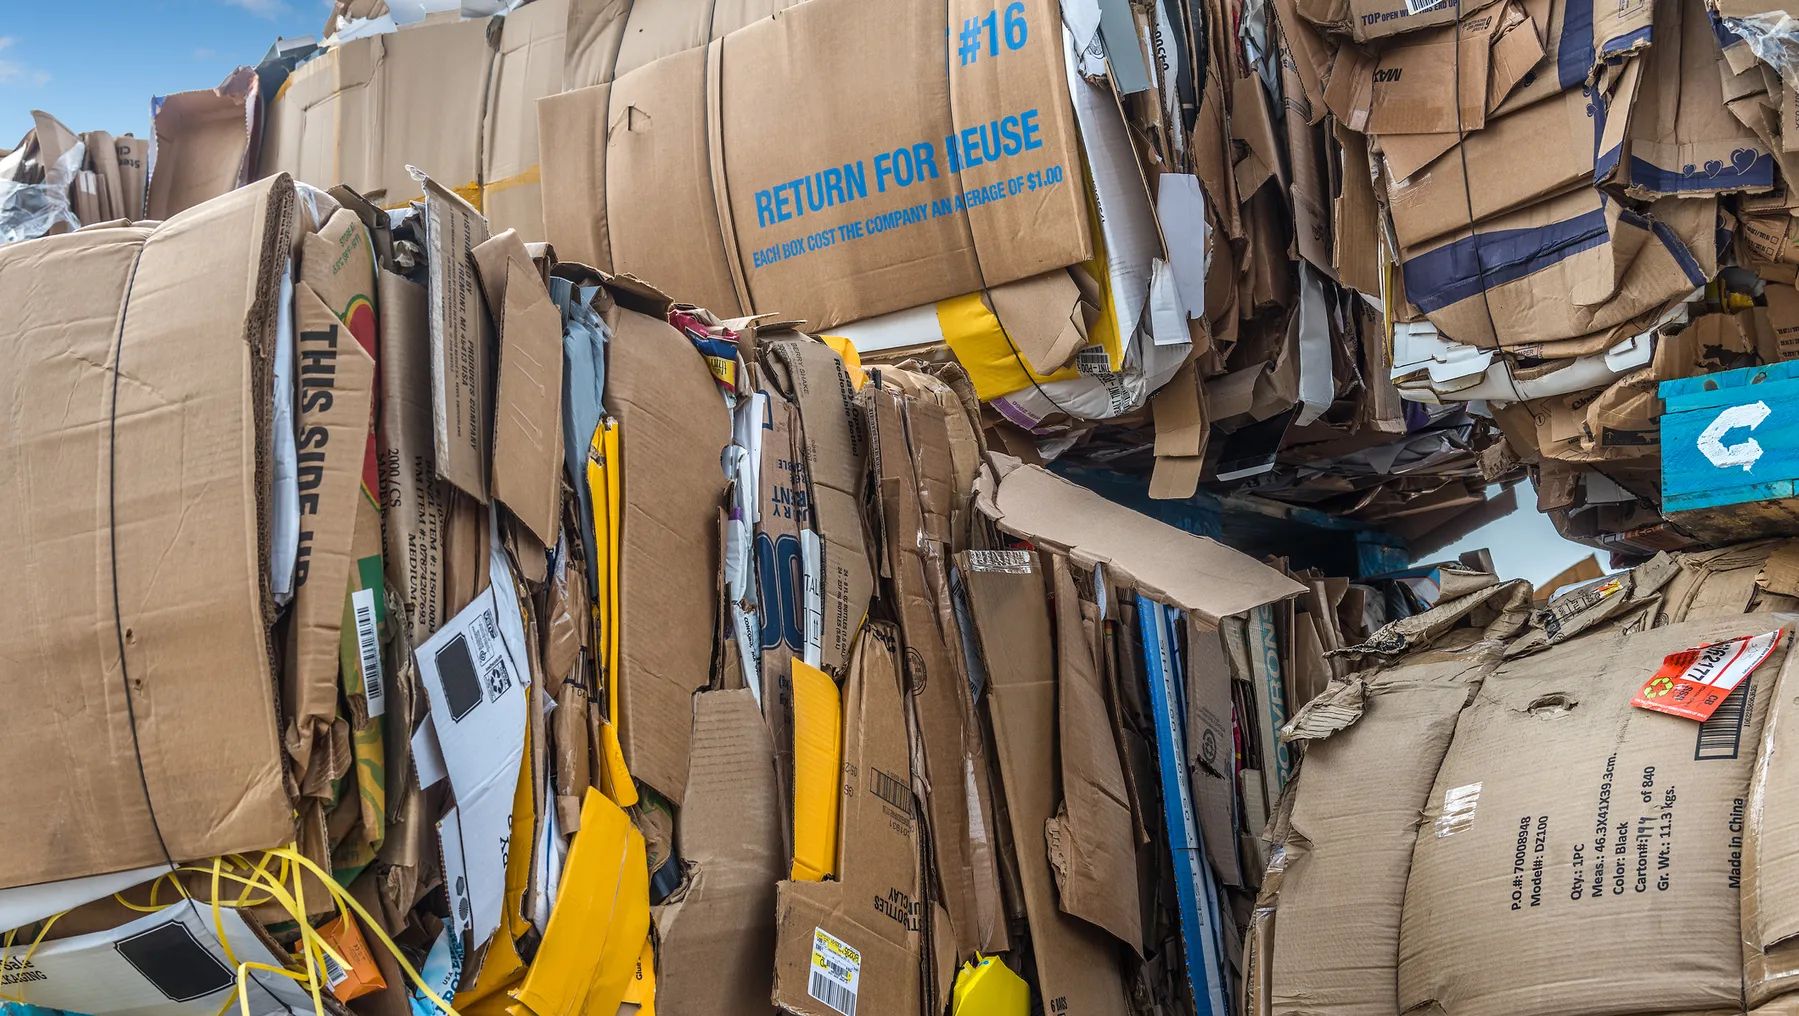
top-left (540, 0), bottom-right (1090, 331)
top-left (0, 178), bottom-right (297, 888)
top-left (1324, 2), bottom-right (1541, 136)
top-left (262, 16), bottom-right (495, 208)
top-left (761, 334), bottom-right (873, 677)
top-left (773, 625), bottom-right (928, 1016)
top-left (1297, 0), bottom-right (1505, 44)
top-left (604, 281), bottom-right (732, 802)
top-left (655, 689), bottom-right (784, 1015)
top-left (960, 551), bottom-right (1130, 1016)
top-left (1401, 615), bottom-right (1791, 1016)
top-left (1744, 621), bottom-right (1799, 1005)
top-left (418, 174), bottom-right (495, 502)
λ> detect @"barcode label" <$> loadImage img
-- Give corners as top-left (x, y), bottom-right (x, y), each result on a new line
top-left (319, 949), bottom-right (349, 989)
top-left (353, 587), bottom-right (386, 718)
top-left (1075, 345), bottom-right (1111, 375)
top-left (1696, 679), bottom-right (1756, 761)
top-left (1406, 0), bottom-right (1446, 13)
top-left (869, 767), bottom-right (914, 816)
top-left (809, 927), bottom-right (861, 1016)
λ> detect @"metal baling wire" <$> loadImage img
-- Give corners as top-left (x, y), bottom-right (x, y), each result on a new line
top-left (106, 247), bottom-right (178, 875)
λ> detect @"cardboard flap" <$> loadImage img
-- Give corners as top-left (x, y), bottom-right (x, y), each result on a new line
top-left (489, 252), bottom-right (567, 547)
top-left (988, 269), bottom-right (1087, 375)
top-left (147, 68), bottom-right (258, 221)
top-left (1046, 556), bottom-right (1143, 953)
top-left (979, 464), bottom-right (1304, 621)
top-left (415, 169), bottom-right (495, 502)
top-left (1379, 131), bottom-right (1460, 184)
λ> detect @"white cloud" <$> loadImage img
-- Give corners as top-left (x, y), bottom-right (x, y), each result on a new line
top-left (0, 37), bottom-right (51, 89)
top-left (222, 0), bottom-right (293, 16)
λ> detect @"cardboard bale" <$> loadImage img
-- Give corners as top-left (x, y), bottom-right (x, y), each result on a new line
top-left (261, 16), bottom-right (496, 208)
top-left (539, 0), bottom-right (1091, 331)
top-left (1400, 614), bottom-right (1793, 1016)
top-left (0, 177), bottom-right (297, 888)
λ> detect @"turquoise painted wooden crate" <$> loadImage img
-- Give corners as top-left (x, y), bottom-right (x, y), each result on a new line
top-left (1660, 360), bottom-right (1799, 542)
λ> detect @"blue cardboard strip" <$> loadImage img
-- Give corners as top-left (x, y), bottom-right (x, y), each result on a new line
top-left (1137, 596), bottom-right (1228, 1016)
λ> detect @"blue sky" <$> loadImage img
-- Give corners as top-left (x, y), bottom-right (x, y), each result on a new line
top-left (0, 0), bottom-right (327, 144)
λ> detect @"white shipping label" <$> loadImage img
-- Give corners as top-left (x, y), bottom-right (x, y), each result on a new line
top-left (809, 927), bottom-right (861, 1016)
top-left (352, 587), bottom-right (386, 718)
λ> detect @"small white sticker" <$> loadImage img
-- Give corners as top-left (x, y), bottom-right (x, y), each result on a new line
top-left (809, 927), bottom-right (861, 1016)
top-left (352, 587), bottom-right (385, 718)
top-left (319, 948), bottom-right (350, 990)
top-left (1405, 0), bottom-right (1446, 14)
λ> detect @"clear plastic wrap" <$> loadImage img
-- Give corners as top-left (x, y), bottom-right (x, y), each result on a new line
top-left (0, 138), bottom-right (84, 245)
top-left (1728, 12), bottom-right (1799, 91)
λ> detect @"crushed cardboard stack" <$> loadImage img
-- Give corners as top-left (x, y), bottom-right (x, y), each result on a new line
top-left (0, 160), bottom-right (1472, 1016)
top-left (1, 0), bottom-right (1549, 558)
top-left (20, 0), bottom-right (1799, 1006)
top-left (1252, 535), bottom-right (1799, 1016)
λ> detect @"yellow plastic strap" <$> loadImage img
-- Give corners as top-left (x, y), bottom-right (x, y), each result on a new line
top-left (481, 166), bottom-right (541, 199)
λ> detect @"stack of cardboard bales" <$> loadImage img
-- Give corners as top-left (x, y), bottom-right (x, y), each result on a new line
top-left (0, 153), bottom-right (1433, 1016)
top-left (253, 0), bottom-right (1530, 546)
top-left (1275, 0), bottom-right (1799, 558)
top-left (1253, 537), bottom-right (1799, 1016)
